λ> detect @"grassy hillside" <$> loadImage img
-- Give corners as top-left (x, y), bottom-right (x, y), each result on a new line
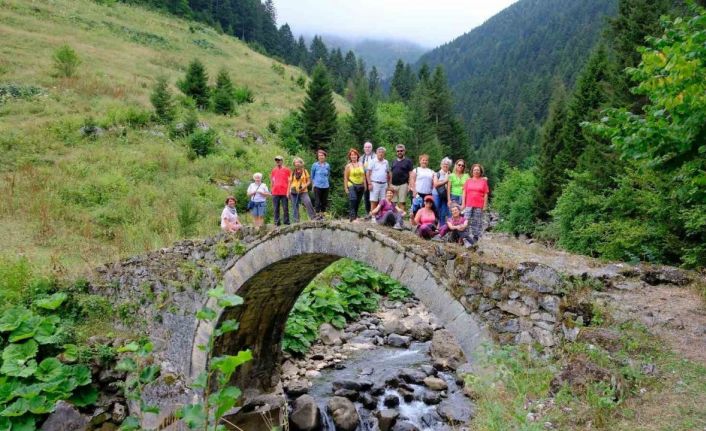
top-left (0, 0), bottom-right (346, 276)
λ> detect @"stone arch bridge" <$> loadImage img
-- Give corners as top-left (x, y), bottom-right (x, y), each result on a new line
top-left (96, 221), bottom-right (597, 428)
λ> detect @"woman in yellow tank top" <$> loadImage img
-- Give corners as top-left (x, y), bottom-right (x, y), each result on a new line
top-left (344, 148), bottom-right (367, 221)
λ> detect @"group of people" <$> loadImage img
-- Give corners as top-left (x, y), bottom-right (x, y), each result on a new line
top-left (220, 142), bottom-right (490, 248)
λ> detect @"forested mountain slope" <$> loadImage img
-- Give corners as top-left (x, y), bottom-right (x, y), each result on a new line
top-left (418, 0), bottom-right (618, 147)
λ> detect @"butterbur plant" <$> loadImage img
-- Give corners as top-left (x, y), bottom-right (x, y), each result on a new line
top-left (119, 285), bottom-right (251, 430)
top-left (0, 293), bottom-right (97, 430)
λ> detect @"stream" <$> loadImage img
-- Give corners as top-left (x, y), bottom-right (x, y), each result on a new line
top-left (283, 299), bottom-right (474, 431)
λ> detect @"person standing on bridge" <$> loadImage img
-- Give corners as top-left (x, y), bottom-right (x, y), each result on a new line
top-left (344, 148), bottom-right (366, 222)
top-left (409, 153), bottom-right (435, 223)
top-left (287, 157), bottom-right (317, 223)
top-left (366, 147), bottom-right (391, 212)
top-left (391, 144), bottom-right (414, 213)
top-left (461, 163), bottom-right (490, 244)
top-left (247, 173), bottom-right (271, 229)
top-left (432, 157), bottom-right (452, 227)
top-left (311, 149), bottom-right (330, 219)
top-left (270, 155), bottom-right (291, 226)
top-left (360, 141), bottom-right (375, 214)
top-left (447, 159), bottom-right (469, 207)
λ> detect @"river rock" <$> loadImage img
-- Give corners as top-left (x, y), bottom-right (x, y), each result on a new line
top-left (290, 395), bottom-right (320, 431)
top-left (41, 401), bottom-right (89, 431)
top-left (383, 394), bottom-right (400, 407)
top-left (399, 368), bottom-right (427, 384)
top-left (402, 315), bottom-right (433, 341)
top-left (376, 409), bottom-right (399, 431)
top-left (285, 380), bottom-right (310, 396)
top-left (437, 398), bottom-right (474, 425)
top-left (319, 323), bottom-right (343, 345)
top-left (332, 379), bottom-right (361, 391)
top-left (430, 330), bottom-right (466, 370)
top-left (392, 422), bottom-right (420, 431)
top-left (111, 403), bottom-right (126, 423)
top-left (327, 397), bottom-right (359, 431)
top-left (424, 376), bottom-right (448, 391)
top-left (422, 390), bottom-right (442, 405)
top-left (387, 334), bottom-right (411, 348)
top-left (421, 364), bottom-right (436, 376)
top-left (371, 382), bottom-right (386, 395)
top-left (334, 388), bottom-right (359, 400)
top-left (398, 387), bottom-right (415, 402)
top-left (360, 392), bottom-right (377, 409)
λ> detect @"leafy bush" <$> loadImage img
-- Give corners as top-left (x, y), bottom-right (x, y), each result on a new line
top-left (271, 63), bottom-right (285, 77)
top-left (0, 83), bottom-right (45, 105)
top-left (52, 44), bottom-right (81, 78)
top-left (277, 111), bottom-right (305, 154)
top-left (101, 105), bottom-right (151, 129)
top-left (0, 256), bottom-right (33, 308)
top-left (187, 129), bottom-right (216, 158)
top-left (177, 198), bottom-right (200, 236)
top-left (493, 168), bottom-right (538, 235)
top-left (150, 76), bottom-right (176, 124)
top-left (0, 294), bottom-right (97, 430)
top-left (233, 86), bottom-right (254, 104)
top-left (283, 260), bottom-right (409, 354)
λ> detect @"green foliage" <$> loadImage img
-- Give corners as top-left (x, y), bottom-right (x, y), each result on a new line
top-left (0, 295), bottom-right (95, 429)
top-left (176, 198), bottom-right (200, 236)
top-left (52, 44), bottom-right (81, 78)
top-left (0, 257), bottom-right (33, 309)
top-left (277, 111), bottom-right (305, 154)
top-left (212, 69), bottom-right (234, 115)
top-left (376, 102), bottom-right (409, 149)
top-left (0, 84), bottom-right (45, 105)
top-left (232, 86), bottom-right (254, 104)
top-left (301, 61), bottom-right (338, 152)
top-left (493, 168), bottom-right (538, 235)
top-left (283, 260), bottom-right (409, 355)
top-left (187, 129), bottom-right (216, 158)
top-left (348, 80), bottom-right (378, 145)
top-left (177, 59), bottom-right (209, 109)
top-left (150, 76), bottom-right (176, 124)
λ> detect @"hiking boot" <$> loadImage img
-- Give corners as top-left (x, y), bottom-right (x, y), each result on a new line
top-left (393, 222), bottom-right (404, 230)
top-left (431, 234), bottom-right (444, 242)
top-left (463, 238), bottom-right (474, 248)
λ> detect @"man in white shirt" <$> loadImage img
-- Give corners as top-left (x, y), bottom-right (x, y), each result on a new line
top-left (366, 147), bottom-right (391, 210)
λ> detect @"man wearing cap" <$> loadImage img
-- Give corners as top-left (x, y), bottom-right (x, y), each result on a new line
top-left (391, 144), bottom-right (413, 212)
top-left (270, 155), bottom-right (291, 226)
top-left (360, 141), bottom-right (375, 214)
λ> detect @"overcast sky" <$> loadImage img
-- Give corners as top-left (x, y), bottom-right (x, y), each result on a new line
top-left (275, 0), bottom-right (519, 48)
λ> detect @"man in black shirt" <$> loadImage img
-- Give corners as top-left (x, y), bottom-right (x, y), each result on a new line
top-left (391, 144), bottom-right (413, 211)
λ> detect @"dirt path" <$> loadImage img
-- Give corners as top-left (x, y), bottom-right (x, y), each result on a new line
top-left (479, 232), bottom-right (706, 365)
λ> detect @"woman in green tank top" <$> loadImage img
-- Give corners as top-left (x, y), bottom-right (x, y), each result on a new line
top-left (447, 159), bottom-right (469, 205)
top-left (344, 149), bottom-right (367, 221)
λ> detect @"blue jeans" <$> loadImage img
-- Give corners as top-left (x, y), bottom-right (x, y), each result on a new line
top-left (348, 185), bottom-right (365, 221)
top-left (434, 192), bottom-right (450, 226)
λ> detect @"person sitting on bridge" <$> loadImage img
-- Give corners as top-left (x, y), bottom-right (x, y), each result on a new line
top-left (414, 195), bottom-right (437, 239)
top-left (220, 196), bottom-right (242, 233)
top-left (437, 203), bottom-right (473, 248)
top-left (370, 188), bottom-right (404, 230)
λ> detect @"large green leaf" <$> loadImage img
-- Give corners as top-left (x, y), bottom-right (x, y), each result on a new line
top-left (28, 395), bottom-right (55, 414)
top-left (118, 416), bottom-right (141, 431)
top-left (114, 358), bottom-right (137, 373)
top-left (61, 344), bottom-right (78, 363)
top-left (214, 320), bottom-right (239, 337)
top-left (0, 398), bottom-right (29, 417)
top-left (210, 386), bottom-right (241, 419)
top-left (35, 293), bottom-right (68, 310)
top-left (33, 316), bottom-right (61, 345)
top-left (177, 404), bottom-right (206, 429)
top-left (209, 350), bottom-right (252, 382)
top-left (0, 341), bottom-right (38, 377)
top-left (0, 378), bottom-right (20, 404)
top-left (196, 307), bottom-right (216, 321)
top-left (70, 385), bottom-right (98, 407)
top-left (70, 365), bottom-right (91, 387)
top-left (7, 316), bottom-right (42, 343)
top-left (11, 382), bottom-right (46, 399)
top-left (139, 365), bottom-right (160, 384)
top-left (0, 309), bottom-right (32, 333)
top-left (10, 416), bottom-right (34, 431)
top-left (35, 358), bottom-right (64, 382)
top-left (0, 417), bottom-right (9, 431)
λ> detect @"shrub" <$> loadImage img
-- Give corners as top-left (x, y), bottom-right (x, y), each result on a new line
top-left (493, 168), bottom-right (538, 235)
top-left (0, 256), bottom-right (32, 308)
top-left (277, 111), bottom-right (305, 154)
top-left (52, 44), bottom-right (81, 78)
top-left (212, 69), bottom-right (235, 115)
top-left (188, 129), bottom-right (216, 158)
top-left (271, 63), bottom-right (285, 77)
top-left (177, 59), bottom-right (209, 109)
top-left (150, 76), bottom-right (176, 124)
top-left (177, 197), bottom-right (200, 236)
top-left (233, 86), bottom-right (254, 104)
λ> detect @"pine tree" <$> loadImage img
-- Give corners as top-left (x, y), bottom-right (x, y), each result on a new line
top-left (261, 0), bottom-right (280, 55)
top-left (368, 66), bottom-right (381, 99)
top-left (535, 82), bottom-right (568, 219)
top-left (349, 80), bottom-right (378, 145)
top-left (213, 68), bottom-right (235, 115)
top-left (406, 85), bottom-right (439, 160)
top-left (390, 60), bottom-right (406, 101)
top-left (150, 76), bottom-right (176, 124)
top-left (301, 61), bottom-right (338, 152)
top-left (428, 66), bottom-right (456, 152)
top-left (178, 59), bottom-right (210, 109)
top-left (278, 24), bottom-right (295, 62)
top-left (309, 36), bottom-right (328, 71)
top-left (295, 36), bottom-right (309, 69)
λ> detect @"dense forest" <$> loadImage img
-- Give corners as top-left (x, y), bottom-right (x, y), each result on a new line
top-left (418, 0), bottom-right (618, 150)
top-left (492, 0), bottom-right (706, 268)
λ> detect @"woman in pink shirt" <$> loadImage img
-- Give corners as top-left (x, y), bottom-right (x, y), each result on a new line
top-left (414, 195), bottom-right (437, 239)
top-left (461, 163), bottom-right (489, 243)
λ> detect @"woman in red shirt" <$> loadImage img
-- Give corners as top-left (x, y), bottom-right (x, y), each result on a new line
top-left (461, 163), bottom-right (489, 243)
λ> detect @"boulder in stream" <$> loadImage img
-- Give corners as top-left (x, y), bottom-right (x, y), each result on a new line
top-left (430, 330), bottom-right (466, 370)
top-left (376, 409), bottom-right (399, 431)
top-left (290, 395), bottom-right (320, 431)
top-left (327, 396), bottom-right (359, 431)
top-left (387, 333), bottom-right (411, 348)
top-left (437, 398), bottom-right (474, 425)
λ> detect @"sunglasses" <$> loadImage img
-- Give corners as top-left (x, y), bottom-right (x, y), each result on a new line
top-left (457, 164), bottom-right (465, 167)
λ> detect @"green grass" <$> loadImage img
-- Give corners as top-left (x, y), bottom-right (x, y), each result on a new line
top-left (0, 0), bottom-right (348, 276)
top-left (466, 315), bottom-right (706, 430)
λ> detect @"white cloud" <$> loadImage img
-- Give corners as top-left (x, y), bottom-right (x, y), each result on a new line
top-left (275, 0), bottom-right (519, 47)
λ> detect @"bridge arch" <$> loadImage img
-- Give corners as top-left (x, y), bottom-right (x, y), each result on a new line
top-left (189, 221), bottom-right (488, 393)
